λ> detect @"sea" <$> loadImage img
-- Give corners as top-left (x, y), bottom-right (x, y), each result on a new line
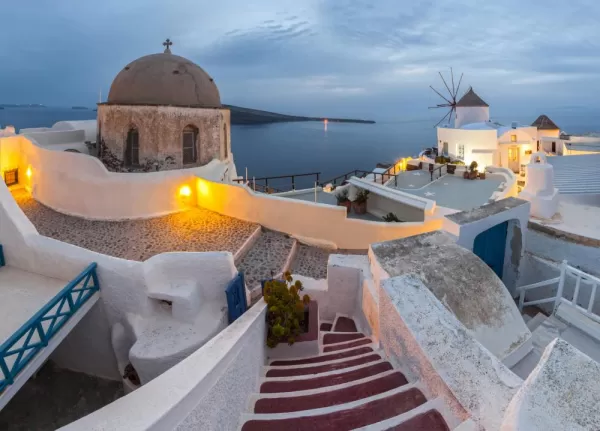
top-left (2, 106), bottom-right (599, 190)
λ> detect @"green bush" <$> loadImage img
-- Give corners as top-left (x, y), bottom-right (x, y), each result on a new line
top-left (469, 161), bottom-right (478, 172)
top-left (435, 155), bottom-right (452, 164)
top-left (353, 188), bottom-right (370, 204)
top-left (263, 272), bottom-right (311, 348)
top-left (335, 188), bottom-right (350, 204)
top-left (383, 213), bottom-right (400, 222)
top-left (452, 159), bottom-right (466, 165)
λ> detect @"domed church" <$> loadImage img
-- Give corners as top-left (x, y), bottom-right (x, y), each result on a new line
top-left (97, 39), bottom-right (230, 172)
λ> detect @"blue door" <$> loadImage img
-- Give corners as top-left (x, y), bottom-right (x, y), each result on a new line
top-left (473, 222), bottom-right (508, 279)
top-left (225, 272), bottom-right (248, 324)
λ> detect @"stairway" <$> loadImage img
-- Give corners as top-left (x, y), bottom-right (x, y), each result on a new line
top-left (239, 316), bottom-right (450, 430)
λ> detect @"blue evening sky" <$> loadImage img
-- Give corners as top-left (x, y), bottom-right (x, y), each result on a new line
top-left (1, 0), bottom-right (599, 120)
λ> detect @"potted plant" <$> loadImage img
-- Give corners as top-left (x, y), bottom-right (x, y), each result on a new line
top-left (468, 161), bottom-right (478, 180)
top-left (263, 272), bottom-right (311, 348)
top-left (479, 170), bottom-right (486, 180)
top-left (352, 188), bottom-right (370, 214)
top-left (335, 189), bottom-right (351, 213)
top-left (447, 164), bottom-right (456, 174)
top-left (383, 212), bottom-right (401, 222)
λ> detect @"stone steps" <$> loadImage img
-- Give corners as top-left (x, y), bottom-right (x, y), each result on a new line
top-left (242, 317), bottom-right (451, 430)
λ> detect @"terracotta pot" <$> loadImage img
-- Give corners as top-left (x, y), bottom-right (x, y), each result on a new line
top-left (479, 172), bottom-right (486, 180)
top-left (338, 201), bottom-right (351, 213)
top-left (463, 171), bottom-right (469, 179)
top-left (352, 201), bottom-right (367, 214)
top-left (469, 171), bottom-right (478, 180)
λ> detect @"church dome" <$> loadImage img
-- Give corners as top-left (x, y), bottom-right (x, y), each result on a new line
top-left (107, 47), bottom-right (221, 108)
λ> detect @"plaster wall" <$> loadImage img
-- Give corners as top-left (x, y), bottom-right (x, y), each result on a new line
top-left (498, 128), bottom-right (536, 168)
top-left (455, 106), bottom-right (490, 128)
top-left (61, 302), bottom-right (267, 431)
top-left (0, 177), bottom-right (238, 381)
top-left (22, 130), bottom-right (86, 148)
top-left (98, 105), bottom-right (230, 171)
top-left (443, 199), bottom-right (530, 296)
top-left (367, 192), bottom-right (425, 222)
top-left (195, 177), bottom-right (443, 249)
top-left (486, 166), bottom-right (519, 200)
top-left (379, 274), bottom-right (522, 430)
top-left (501, 339), bottom-right (600, 431)
top-left (437, 127), bottom-right (498, 166)
top-left (537, 129), bottom-right (561, 140)
top-left (0, 135), bottom-right (233, 220)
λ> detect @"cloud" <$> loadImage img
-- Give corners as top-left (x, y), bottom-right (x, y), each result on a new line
top-left (1, 0), bottom-right (600, 117)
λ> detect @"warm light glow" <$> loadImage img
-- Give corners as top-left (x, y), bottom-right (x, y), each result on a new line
top-left (179, 185), bottom-right (192, 197)
top-left (198, 180), bottom-right (210, 197)
top-left (26, 166), bottom-right (32, 178)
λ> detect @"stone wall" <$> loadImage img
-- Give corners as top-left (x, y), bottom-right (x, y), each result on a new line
top-left (97, 105), bottom-right (230, 172)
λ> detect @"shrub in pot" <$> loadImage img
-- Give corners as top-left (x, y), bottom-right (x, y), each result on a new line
top-left (468, 161), bottom-right (478, 180)
top-left (335, 189), bottom-right (351, 213)
top-left (447, 164), bottom-right (456, 174)
top-left (263, 272), bottom-right (311, 348)
top-left (352, 188), bottom-right (370, 214)
top-left (383, 212), bottom-right (401, 222)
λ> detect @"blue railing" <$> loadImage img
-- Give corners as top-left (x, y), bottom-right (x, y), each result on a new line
top-left (0, 262), bottom-right (99, 392)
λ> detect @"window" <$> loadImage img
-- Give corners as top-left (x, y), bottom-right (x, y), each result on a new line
top-left (125, 127), bottom-right (139, 166)
top-left (183, 125), bottom-right (198, 164)
top-left (223, 124), bottom-right (228, 160)
top-left (458, 144), bottom-right (465, 160)
top-left (511, 134), bottom-right (517, 142)
top-left (4, 168), bottom-right (18, 186)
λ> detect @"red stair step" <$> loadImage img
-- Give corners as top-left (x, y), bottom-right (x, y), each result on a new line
top-left (323, 338), bottom-right (372, 353)
top-left (333, 317), bottom-right (358, 332)
top-left (265, 354), bottom-right (380, 377)
top-left (320, 323), bottom-right (333, 331)
top-left (260, 362), bottom-right (393, 393)
top-left (385, 410), bottom-right (450, 431)
top-left (242, 388), bottom-right (427, 431)
top-left (323, 332), bottom-right (365, 345)
top-left (254, 371), bottom-right (408, 413)
top-left (270, 346), bottom-right (373, 366)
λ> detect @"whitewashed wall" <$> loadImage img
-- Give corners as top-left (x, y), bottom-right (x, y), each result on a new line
top-left (437, 127), bottom-right (497, 166)
top-left (196, 178), bottom-right (444, 250)
top-left (0, 135), bottom-right (234, 220)
top-left (455, 106), bottom-right (490, 128)
top-left (61, 302), bottom-right (267, 431)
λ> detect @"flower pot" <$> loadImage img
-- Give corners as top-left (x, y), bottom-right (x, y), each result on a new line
top-left (352, 201), bottom-right (367, 214)
top-left (479, 172), bottom-right (486, 180)
top-left (447, 164), bottom-right (456, 174)
top-left (469, 171), bottom-right (478, 180)
top-left (338, 201), bottom-right (351, 213)
top-left (463, 171), bottom-right (469, 179)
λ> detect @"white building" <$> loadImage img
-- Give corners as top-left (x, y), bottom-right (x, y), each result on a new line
top-left (437, 88), bottom-right (563, 173)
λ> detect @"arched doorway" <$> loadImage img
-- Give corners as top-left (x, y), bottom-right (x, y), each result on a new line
top-left (473, 221), bottom-right (509, 278)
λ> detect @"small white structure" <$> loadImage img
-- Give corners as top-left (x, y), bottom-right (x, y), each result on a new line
top-left (519, 152), bottom-right (559, 219)
top-left (436, 89), bottom-right (565, 174)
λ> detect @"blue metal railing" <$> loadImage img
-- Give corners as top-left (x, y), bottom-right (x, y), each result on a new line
top-left (0, 262), bottom-right (99, 392)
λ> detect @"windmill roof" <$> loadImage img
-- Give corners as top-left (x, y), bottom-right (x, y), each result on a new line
top-left (456, 88), bottom-right (489, 107)
top-left (531, 114), bottom-right (560, 130)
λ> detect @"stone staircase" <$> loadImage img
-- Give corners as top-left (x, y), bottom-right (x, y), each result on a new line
top-left (239, 317), bottom-right (451, 430)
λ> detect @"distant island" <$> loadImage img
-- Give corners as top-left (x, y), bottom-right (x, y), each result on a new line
top-left (224, 104), bottom-right (375, 125)
top-left (72, 106), bottom-right (89, 110)
top-left (0, 104), bottom-right (46, 108)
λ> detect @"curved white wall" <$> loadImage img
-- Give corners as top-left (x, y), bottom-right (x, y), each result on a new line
top-left (0, 135), bottom-right (233, 220)
top-left (455, 106), bottom-right (490, 128)
top-left (196, 178), bottom-right (444, 250)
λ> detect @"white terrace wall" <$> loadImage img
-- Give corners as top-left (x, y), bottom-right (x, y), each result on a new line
top-left (0, 180), bottom-right (238, 380)
top-left (195, 177), bottom-right (443, 250)
top-left (61, 302), bottom-right (268, 431)
top-left (0, 135), bottom-right (233, 220)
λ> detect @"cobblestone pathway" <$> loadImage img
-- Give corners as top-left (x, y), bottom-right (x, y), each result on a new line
top-left (237, 229), bottom-right (295, 289)
top-left (12, 189), bottom-right (259, 261)
top-left (291, 245), bottom-right (367, 279)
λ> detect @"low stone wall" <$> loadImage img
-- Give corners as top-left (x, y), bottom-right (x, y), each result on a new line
top-left (0, 135), bottom-right (233, 220)
top-left (195, 177), bottom-right (443, 249)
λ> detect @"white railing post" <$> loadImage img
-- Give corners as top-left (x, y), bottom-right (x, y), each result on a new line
top-left (588, 283), bottom-right (598, 313)
top-left (518, 289), bottom-right (525, 312)
top-left (554, 260), bottom-right (568, 314)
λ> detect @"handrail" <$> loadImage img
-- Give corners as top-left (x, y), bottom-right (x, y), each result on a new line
top-left (233, 172), bottom-right (321, 193)
top-left (0, 262), bottom-right (100, 392)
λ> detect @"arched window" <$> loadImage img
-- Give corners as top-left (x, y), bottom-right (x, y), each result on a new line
top-left (223, 124), bottom-right (228, 160)
top-left (183, 125), bottom-right (198, 164)
top-left (125, 127), bottom-right (139, 166)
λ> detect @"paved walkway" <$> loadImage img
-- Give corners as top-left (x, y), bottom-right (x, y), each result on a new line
top-left (12, 189), bottom-right (259, 261)
top-left (292, 245), bottom-right (367, 280)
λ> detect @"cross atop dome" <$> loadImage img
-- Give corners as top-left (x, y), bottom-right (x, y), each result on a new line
top-left (163, 38), bottom-right (173, 54)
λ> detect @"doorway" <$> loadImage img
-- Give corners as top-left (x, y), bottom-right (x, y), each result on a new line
top-left (508, 146), bottom-right (520, 173)
top-left (473, 221), bottom-right (508, 279)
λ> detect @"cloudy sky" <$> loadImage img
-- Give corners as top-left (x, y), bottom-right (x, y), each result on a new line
top-left (2, 0), bottom-right (600, 120)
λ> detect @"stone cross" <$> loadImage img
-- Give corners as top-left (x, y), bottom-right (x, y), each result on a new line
top-left (163, 38), bottom-right (173, 54)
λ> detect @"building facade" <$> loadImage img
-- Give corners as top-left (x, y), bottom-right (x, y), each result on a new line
top-left (97, 43), bottom-right (231, 172)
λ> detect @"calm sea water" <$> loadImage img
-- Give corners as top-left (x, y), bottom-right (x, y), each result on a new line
top-left (2, 106), bottom-right (598, 189)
